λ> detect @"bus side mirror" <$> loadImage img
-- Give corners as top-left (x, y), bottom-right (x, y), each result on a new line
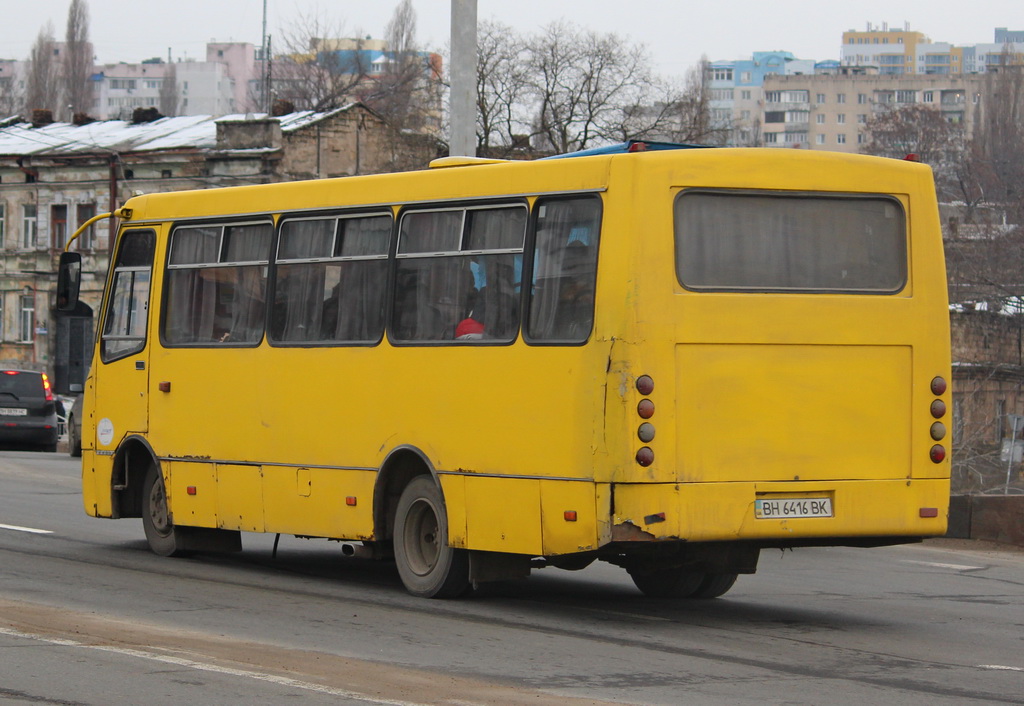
top-left (56, 252), bottom-right (82, 312)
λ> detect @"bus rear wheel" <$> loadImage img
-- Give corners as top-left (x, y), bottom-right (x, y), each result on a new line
top-left (628, 567), bottom-right (739, 599)
top-left (393, 476), bottom-right (469, 598)
top-left (141, 463), bottom-right (187, 557)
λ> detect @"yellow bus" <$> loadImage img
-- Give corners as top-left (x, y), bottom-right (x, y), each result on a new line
top-left (58, 142), bottom-right (952, 599)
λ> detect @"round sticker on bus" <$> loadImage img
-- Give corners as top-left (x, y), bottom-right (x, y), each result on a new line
top-left (97, 418), bottom-right (115, 446)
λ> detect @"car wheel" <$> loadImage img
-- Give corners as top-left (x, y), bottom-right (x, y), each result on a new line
top-left (68, 413), bottom-right (82, 457)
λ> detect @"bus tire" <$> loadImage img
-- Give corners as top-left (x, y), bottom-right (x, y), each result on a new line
top-left (691, 573), bottom-right (738, 599)
top-left (627, 566), bottom-right (706, 598)
top-left (141, 463), bottom-right (187, 557)
top-left (393, 476), bottom-right (469, 598)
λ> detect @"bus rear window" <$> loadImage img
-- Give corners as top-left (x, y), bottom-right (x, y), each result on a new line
top-left (674, 191), bottom-right (907, 293)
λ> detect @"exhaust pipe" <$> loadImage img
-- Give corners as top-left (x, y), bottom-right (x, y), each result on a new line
top-left (340, 542), bottom-right (375, 559)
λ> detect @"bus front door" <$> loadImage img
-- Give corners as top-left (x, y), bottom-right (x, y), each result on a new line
top-left (92, 229), bottom-right (157, 455)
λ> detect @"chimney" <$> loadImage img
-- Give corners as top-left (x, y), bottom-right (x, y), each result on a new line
top-left (31, 109), bottom-right (54, 128)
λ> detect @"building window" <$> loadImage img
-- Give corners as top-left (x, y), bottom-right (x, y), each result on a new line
top-left (816, 114), bottom-right (825, 124)
top-left (816, 134), bottom-right (825, 145)
top-left (923, 91), bottom-right (934, 102)
top-left (765, 132), bottom-right (779, 143)
top-left (741, 90), bottom-right (751, 100)
top-left (76, 203), bottom-right (96, 250)
top-left (858, 93), bottom-right (868, 104)
top-left (816, 93), bottom-right (826, 103)
top-left (837, 114), bottom-right (846, 124)
top-left (51, 204), bottom-right (67, 250)
top-left (858, 133), bottom-right (865, 144)
top-left (837, 93), bottom-right (846, 104)
top-left (21, 204), bottom-right (37, 249)
top-left (837, 134), bottom-right (847, 144)
top-left (857, 114), bottom-right (867, 124)
top-left (0, 203), bottom-right (5, 245)
top-left (19, 295), bottom-right (33, 343)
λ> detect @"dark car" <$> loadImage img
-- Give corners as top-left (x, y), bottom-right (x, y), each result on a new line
top-left (0, 370), bottom-right (60, 452)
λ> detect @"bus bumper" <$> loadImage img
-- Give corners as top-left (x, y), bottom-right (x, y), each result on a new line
top-left (608, 478), bottom-right (950, 545)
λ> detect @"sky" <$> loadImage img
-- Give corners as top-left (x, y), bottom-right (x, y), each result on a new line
top-left (1, 0), bottom-right (1021, 77)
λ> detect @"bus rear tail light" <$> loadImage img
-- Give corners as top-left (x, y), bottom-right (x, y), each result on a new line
top-left (930, 400), bottom-right (946, 418)
top-left (564, 511), bottom-right (578, 522)
top-left (636, 375), bottom-right (654, 395)
top-left (929, 445), bottom-right (946, 463)
top-left (930, 376), bottom-right (947, 395)
top-left (636, 447), bottom-right (654, 466)
top-left (638, 423), bottom-right (655, 442)
top-left (637, 399), bottom-right (654, 419)
top-left (930, 422), bottom-right (946, 441)
top-left (919, 507), bottom-right (939, 518)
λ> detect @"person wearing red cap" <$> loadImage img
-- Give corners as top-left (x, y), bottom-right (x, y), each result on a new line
top-left (455, 317), bottom-right (484, 340)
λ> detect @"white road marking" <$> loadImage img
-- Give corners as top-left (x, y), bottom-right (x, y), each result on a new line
top-left (0, 523), bottom-right (52, 535)
top-left (902, 560), bottom-right (982, 571)
top-left (978, 664), bottom-right (1024, 672)
top-left (0, 626), bottom-right (432, 705)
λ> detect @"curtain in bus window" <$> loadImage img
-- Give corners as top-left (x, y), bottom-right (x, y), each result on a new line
top-left (674, 192), bottom-right (906, 292)
top-left (272, 215), bottom-right (390, 344)
top-left (392, 206), bottom-right (525, 343)
top-left (527, 197), bottom-right (602, 342)
top-left (164, 223), bottom-right (270, 345)
top-left (273, 220), bottom-right (333, 342)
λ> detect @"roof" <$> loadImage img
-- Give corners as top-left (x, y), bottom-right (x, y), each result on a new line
top-left (0, 105), bottom-right (370, 157)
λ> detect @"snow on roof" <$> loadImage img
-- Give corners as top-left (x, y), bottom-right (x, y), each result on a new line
top-left (0, 106), bottom-right (363, 157)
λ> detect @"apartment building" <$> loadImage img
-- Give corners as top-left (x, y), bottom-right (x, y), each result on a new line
top-left (842, 23), bottom-right (1024, 75)
top-left (761, 70), bottom-right (982, 152)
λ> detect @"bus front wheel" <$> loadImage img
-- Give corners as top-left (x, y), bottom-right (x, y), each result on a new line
top-left (393, 476), bottom-right (469, 598)
top-left (141, 464), bottom-right (187, 557)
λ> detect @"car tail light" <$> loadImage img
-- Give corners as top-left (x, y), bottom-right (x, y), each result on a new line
top-left (41, 373), bottom-right (53, 401)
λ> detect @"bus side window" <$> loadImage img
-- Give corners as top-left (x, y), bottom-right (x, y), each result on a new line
top-left (101, 229), bottom-right (156, 362)
top-left (164, 222), bottom-right (272, 346)
top-left (392, 205), bottom-right (525, 344)
top-left (527, 196), bottom-right (602, 343)
top-left (271, 214), bottom-right (390, 345)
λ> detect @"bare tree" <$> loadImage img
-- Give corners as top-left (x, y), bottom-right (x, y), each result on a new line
top-left (472, 21), bottom-right (716, 155)
top-left (159, 63), bottom-right (178, 116)
top-left (25, 22), bottom-right (60, 116)
top-left (0, 60), bottom-right (22, 116)
top-left (862, 104), bottom-right (967, 201)
top-left (272, 11), bottom-right (370, 111)
top-left (616, 57), bottom-right (728, 146)
top-left (474, 20), bottom-right (531, 156)
top-left (359, 0), bottom-right (437, 133)
top-left (63, 0), bottom-right (93, 118)
top-left (970, 62), bottom-right (1024, 222)
top-left (528, 21), bottom-right (658, 153)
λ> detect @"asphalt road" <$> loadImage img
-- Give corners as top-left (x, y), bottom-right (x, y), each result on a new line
top-left (0, 450), bottom-right (1022, 705)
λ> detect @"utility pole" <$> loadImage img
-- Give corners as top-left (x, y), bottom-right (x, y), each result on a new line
top-left (449, 0), bottom-right (477, 157)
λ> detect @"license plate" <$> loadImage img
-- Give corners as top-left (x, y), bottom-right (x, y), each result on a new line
top-left (755, 497), bottom-right (833, 519)
top-left (0, 408), bottom-right (27, 416)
